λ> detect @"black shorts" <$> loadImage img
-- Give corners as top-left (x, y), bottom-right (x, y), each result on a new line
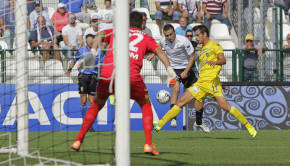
top-left (78, 73), bottom-right (98, 96)
top-left (174, 68), bottom-right (197, 88)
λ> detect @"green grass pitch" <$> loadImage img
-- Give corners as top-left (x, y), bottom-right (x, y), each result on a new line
top-left (0, 130), bottom-right (290, 165)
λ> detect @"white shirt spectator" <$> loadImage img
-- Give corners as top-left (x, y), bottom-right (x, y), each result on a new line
top-left (84, 27), bottom-right (98, 36)
top-left (29, 9), bottom-right (51, 31)
top-left (160, 34), bottom-right (194, 69)
top-left (179, 0), bottom-right (200, 14)
top-left (97, 8), bottom-right (113, 30)
top-left (62, 24), bottom-right (82, 47)
top-left (155, 0), bottom-right (177, 9)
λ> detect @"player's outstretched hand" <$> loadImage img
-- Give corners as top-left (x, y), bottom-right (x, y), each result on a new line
top-left (166, 66), bottom-right (177, 87)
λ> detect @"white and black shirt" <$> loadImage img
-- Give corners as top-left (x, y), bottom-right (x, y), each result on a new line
top-left (160, 34), bottom-right (194, 69)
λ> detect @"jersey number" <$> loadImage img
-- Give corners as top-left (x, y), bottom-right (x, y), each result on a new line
top-left (129, 32), bottom-right (144, 53)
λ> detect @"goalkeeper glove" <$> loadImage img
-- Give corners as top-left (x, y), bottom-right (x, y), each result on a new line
top-left (166, 66), bottom-right (177, 88)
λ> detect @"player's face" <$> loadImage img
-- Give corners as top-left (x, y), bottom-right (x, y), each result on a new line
top-left (164, 28), bottom-right (176, 43)
top-left (186, 32), bottom-right (193, 41)
top-left (194, 29), bottom-right (205, 44)
top-left (86, 36), bottom-right (94, 48)
top-left (105, 1), bottom-right (111, 8)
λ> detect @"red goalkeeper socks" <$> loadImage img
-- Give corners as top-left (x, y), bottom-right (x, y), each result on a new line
top-left (141, 102), bottom-right (153, 145)
top-left (76, 101), bottom-right (103, 142)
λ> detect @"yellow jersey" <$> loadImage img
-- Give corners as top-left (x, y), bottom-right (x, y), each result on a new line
top-left (197, 40), bottom-right (223, 83)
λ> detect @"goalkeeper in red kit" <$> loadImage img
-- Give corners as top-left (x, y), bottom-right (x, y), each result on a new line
top-left (71, 11), bottom-right (177, 156)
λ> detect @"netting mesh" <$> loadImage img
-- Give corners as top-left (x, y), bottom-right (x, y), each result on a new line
top-left (0, 0), bottom-right (116, 165)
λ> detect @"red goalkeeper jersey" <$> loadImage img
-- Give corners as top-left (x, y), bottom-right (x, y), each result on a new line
top-left (100, 28), bottom-right (159, 80)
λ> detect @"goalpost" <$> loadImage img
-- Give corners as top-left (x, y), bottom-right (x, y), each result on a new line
top-left (114, 0), bottom-right (130, 166)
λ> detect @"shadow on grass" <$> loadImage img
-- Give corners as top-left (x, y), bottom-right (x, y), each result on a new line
top-left (168, 136), bottom-right (241, 140)
top-left (131, 152), bottom-right (190, 166)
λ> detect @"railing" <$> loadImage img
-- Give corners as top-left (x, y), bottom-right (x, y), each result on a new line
top-left (0, 49), bottom-right (290, 84)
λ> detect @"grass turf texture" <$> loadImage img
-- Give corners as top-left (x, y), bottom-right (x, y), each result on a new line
top-left (0, 130), bottom-right (290, 166)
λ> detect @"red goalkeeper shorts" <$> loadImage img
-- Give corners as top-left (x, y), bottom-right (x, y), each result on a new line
top-left (97, 79), bottom-right (149, 103)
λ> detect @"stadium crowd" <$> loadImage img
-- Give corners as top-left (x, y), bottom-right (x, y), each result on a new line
top-left (0, 0), bottom-right (289, 82)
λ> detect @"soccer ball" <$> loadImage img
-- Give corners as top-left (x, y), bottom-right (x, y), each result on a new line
top-left (156, 90), bottom-right (171, 104)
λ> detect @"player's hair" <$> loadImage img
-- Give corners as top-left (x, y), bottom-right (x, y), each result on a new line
top-left (105, 0), bottom-right (111, 3)
top-left (193, 25), bottom-right (209, 37)
top-left (186, 29), bottom-right (192, 34)
top-left (130, 11), bottom-right (143, 29)
top-left (163, 24), bottom-right (175, 32)
top-left (85, 34), bottom-right (95, 39)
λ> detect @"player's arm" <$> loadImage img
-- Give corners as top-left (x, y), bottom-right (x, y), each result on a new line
top-left (208, 53), bottom-right (226, 66)
top-left (154, 47), bottom-right (177, 87)
top-left (66, 49), bottom-right (81, 76)
top-left (181, 52), bottom-right (195, 78)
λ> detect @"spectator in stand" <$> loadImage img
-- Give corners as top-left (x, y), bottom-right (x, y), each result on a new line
top-left (283, 33), bottom-right (290, 80)
top-left (155, 0), bottom-right (181, 35)
top-left (283, 33), bottom-right (290, 49)
top-left (29, 16), bottom-right (60, 62)
top-left (131, 0), bottom-right (150, 11)
top-left (29, 0), bottom-right (51, 31)
top-left (264, 0), bottom-right (289, 18)
top-left (175, 16), bottom-right (192, 36)
top-left (62, 14), bottom-right (83, 61)
top-left (84, 14), bottom-right (100, 37)
top-left (241, 34), bottom-right (267, 82)
top-left (202, 0), bottom-right (232, 32)
top-left (0, 0), bottom-right (15, 50)
top-left (51, 3), bottom-right (70, 46)
top-left (62, 0), bottom-right (91, 24)
top-left (97, 0), bottom-right (113, 31)
top-left (178, 0), bottom-right (202, 23)
top-left (27, 0), bottom-right (36, 16)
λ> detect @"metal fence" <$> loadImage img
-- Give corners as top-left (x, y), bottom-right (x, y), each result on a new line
top-left (1, 49), bottom-right (290, 84)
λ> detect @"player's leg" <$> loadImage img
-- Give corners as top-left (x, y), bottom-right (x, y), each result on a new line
top-left (193, 100), bottom-right (210, 133)
top-left (78, 73), bottom-right (89, 119)
top-left (184, 69), bottom-right (210, 132)
top-left (215, 95), bottom-right (257, 138)
top-left (154, 89), bottom-right (196, 131)
top-left (170, 79), bottom-right (180, 128)
top-left (71, 80), bottom-right (110, 151)
top-left (131, 81), bottom-right (159, 156)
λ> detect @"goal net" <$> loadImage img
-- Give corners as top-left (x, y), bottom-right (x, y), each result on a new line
top-left (0, 0), bottom-right (130, 165)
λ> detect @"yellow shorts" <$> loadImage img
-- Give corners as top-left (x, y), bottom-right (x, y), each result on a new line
top-left (188, 81), bottom-right (224, 103)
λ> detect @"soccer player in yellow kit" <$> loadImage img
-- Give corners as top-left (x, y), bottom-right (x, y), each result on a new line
top-left (153, 25), bottom-right (257, 138)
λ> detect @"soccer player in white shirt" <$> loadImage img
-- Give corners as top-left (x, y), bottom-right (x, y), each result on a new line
top-left (150, 24), bottom-right (209, 132)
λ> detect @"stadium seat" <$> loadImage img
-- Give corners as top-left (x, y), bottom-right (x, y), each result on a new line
top-left (5, 59), bottom-right (16, 77)
top-left (189, 23), bottom-right (201, 29)
top-left (32, 76), bottom-right (53, 84)
top-left (282, 24), bottom-right (290, 40)
top-left (267, 7), bottom-right (288, 24)
top-left (218, 41), bottom-right (235, 81)
top-left (54, 76), bottom-right (74, 84)
top-left (44, 59), bottom-right (65, 77)
top-left (146, 22), bottom-right (162, 41)
top-left (253, 24), bottom-right (270, 41)
top-left (210, 23), bottom-right (231, 40)
top-left (170, 23), bottom-right (180, 30)
top-left (244, 8), bottom-right (261, 24)
top-left (132, 8), bottom-right (152, 22)
top-left (28, 59), bottom-right (43, 77)
top-left (144, 75), bottom-right (162, 84)
top-left (47, 7), bottom-right (55, 20)
top-left (140, 59), bottom-right (156, 76)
